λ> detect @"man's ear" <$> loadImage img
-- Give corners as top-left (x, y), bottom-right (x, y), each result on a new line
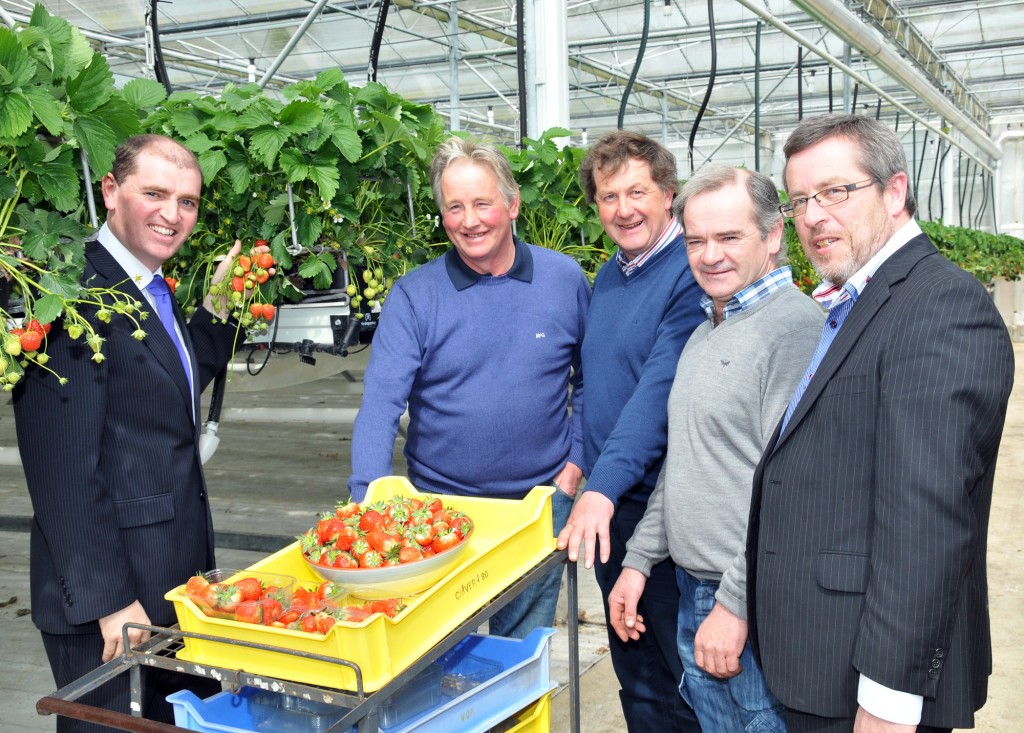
top-left (884, 171), bottom-right (909, 216)
top-left (100, 172), bottom-right (119, 211)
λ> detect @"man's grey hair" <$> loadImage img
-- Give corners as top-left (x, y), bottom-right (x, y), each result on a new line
top-left (429, 136), bottom-right (519, 210)
top-left (782, 114), bottom-right (917, 217)
top-left (674, 163), bottom-right (787, 264)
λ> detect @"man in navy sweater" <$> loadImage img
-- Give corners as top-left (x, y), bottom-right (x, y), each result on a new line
top-left (558, 131), bottom-right (705, 732)
top-left (350, 136), bottom-right (591, 639)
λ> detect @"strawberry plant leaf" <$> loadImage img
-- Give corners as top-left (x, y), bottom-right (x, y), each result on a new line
top-left (0, 91), bottom-right (32, 140)
top-left (278, 148), bottom-right (307, 183)
top-left (22, 85), bottom-right (64, 137)
top-left (250, 126), bottom-right (289, 168)
top-left (32, 294), bottom-right (65, 323)
top-left (308, 152), bottom-right (340, 203)
top-left (39, 272), bottom-right (83, 300)
top-left (226, 160), bottom-right (251, 196)
top-left (298, 254), bottom-right (329, 280)
top-left (32, 153), bottom-right (80, 212)
top-left (66, 52), bottom-right (113, 114)
top-left (279, 100), bottom-right (323, 135)
top-left (73, 116), bottom-right (118, 182)
top-left (198, 148), bottom-right (228, 182)
top-left (121, 78), bottom-right (167, 110)
top-left (0, 28), bottom-right (37, 89)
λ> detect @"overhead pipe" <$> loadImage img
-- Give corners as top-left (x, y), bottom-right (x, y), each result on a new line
top-left (731, 0), bottom-right (998, 170)
top-left (784, 0), bottom-right (1000, 162)
top-left (754, 21), bottom-right (762, 172)
top-left (258, 0), bottom-right (331, 88)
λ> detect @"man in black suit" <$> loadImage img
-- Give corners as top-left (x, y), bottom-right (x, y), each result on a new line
top-left (14, 134), bottom-right (242, 730)
top-left (746, 114), bottom-right (1014, 733)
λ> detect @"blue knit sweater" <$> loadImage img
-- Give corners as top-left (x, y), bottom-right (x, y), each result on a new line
top-left (349, 240), bottom-right (591, 501)
top-left (582, 232), bottom-right (706, 506)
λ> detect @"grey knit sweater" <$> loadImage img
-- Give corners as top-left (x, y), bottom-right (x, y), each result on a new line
top-left (622, 285), bottom-right (824, 620)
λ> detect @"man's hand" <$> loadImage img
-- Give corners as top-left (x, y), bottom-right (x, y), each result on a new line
top-left (555, 491), bottom-right (614, 569)
top-left (693, 602), bottom-right (747, 678)
top-left (97, 600), bottom-right (152, 663)
top-left (854, 706), bottom-right (918, 732)
top-left (203, 239), bottom-right (243, 319)
top-left (608, 568), bottom-right (647, 642)
top-left (552, 461), bottom-right (583, 498)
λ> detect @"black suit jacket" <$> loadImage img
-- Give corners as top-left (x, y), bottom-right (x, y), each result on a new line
top-left (746, 233), bottom-right (1014, 727)
top-left (15, 240), bottom-right (240, 633)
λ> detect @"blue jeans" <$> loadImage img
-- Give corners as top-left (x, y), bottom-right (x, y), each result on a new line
top-left (676, 569), bottom-right (786, 733)
top-left (594, 497), bottom-right (701, 733)
top-left (488, 487), bottom-right (574, 639)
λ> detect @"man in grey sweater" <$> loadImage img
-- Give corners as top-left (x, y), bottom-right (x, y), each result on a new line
top-left (608, 164), bottom-right (824, 732)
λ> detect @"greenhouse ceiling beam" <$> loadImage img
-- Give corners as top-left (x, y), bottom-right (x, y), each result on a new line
top-left (2, 9), bottom-right (301, 89)
top-left (120, 2), bottom-right (370, 38)
top-left (856, 0), bottom-right (988, 127)
top-left (257, 0), bottom-right (332, 88)
top-left (390, 0), bottom-right (758, 137)
top-left (733, 0), bottom-right (997, 170)
top-left (780, 0), bottom-right (999, 162)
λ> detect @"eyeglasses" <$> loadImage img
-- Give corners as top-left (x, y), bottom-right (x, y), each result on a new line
top-left (778, 179), bottom-right (877, 218)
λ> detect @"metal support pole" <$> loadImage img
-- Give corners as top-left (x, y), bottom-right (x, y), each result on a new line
top-left (80, 149), bottom-right (99, 229)
top-left (448, 2), bottom-right (460, 131)
top-left (258, 0), bottom-right (331, 89)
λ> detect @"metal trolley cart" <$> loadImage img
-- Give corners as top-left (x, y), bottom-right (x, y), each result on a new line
top-left (36, 550), bottom-right (582, 733)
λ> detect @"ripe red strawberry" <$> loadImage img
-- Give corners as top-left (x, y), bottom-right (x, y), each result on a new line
top-left (185, 574), bottom-right (210, 599)
top-left (425, 497), bottom-right (444, 515)
top-left (234, 603), bottom-right (263, 625)
top-left (249, 303), bottom-right (263, 319)
top-left (332, 550), bottom-right (359, 569)
top-left (234, 577), bottom-right (263, 602)
top-left (450, 515), bottom-right (474, 539)
top-left (26, 319), bottom-right (45, 334)
top-left (298, 614), bottom-right (318, 633)
top-left (238, 255), bottom-right (253, 272)
top-left (255, 253), bottom-right (275, 270)
top-left (164, 277), bottom-right (178, 293)
top-left (358, 509), bottom-right (386, 533)
top-left (290, 586), bottom-right (316, 614)
top-left (365, 529), bottom-right (401, 555)
top-left (412, 523), bottom-right (436, 547)
top-left (315, 612), bottom-right (336, 634)
top-left (20, 330), bottom-right (43, 352)
top-left (398, 545), bottom-right (423, 564)
top-left (350, 537), bottom-right (370, 557)
top-left (276, 610), bottom-right (301, 627)
top-left (359, 550), bottom-right (384, 568)
top-left (430, 527), bottom-right (460, 555)
top-left (367, 599), bottom-right (404, 618)
top-left (253, 239), bottom-right (269, 249)
top-left (212, 583), bottom-right (242, 613)
top-left (260, 597), bottom-right (284, 623)
top-left (335, 501), bottom-right (360, 519)
top-left (261, 303), bottom-right (276, 320)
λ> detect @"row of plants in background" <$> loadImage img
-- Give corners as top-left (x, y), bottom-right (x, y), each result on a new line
top-left (2, 3), bottom-right (1020, 385)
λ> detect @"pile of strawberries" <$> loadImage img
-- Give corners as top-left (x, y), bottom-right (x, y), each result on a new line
top-left (184, 574), bottom-right (406, 633)
top-left (206, 240), bottom-right (278, 329)
top-left (184, 572), bottom-right (291, 625)
top-left (300, 495), bottom-right (474, 570)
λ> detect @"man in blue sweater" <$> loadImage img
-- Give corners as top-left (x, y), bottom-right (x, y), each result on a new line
top-left (557, 131), bottom-right (705, 732)
top-left (350, 136), bottom-right (590, 639)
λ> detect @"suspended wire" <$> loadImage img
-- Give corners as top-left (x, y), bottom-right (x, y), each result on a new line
top-left (796, 49), bottom-right (804, 120)
top-left (617, 0), bottom-right (652, 130)
top-left (687, 0), bottom-right (717, 173)
top-left (967, 162), bottom-right (978, 228)
top-left (936, 140), bottom-right (951, 223)
top-left (915, 129), bottom-right (930, 196)
top-left (957, 151), bottom-right (966, 226)
top-left (827, 65), bottom-right (834, 113)
top-left (928, 139), bottom-right (942, 221)
top-left (975, 171), bottom-right (989, 229)
top-left (368, 0), bottom-right (392, 82)
top-left (851, 82), bottom-right (859, 114)
top-left (148, 0), bottom-right (173, 96)
top-left (874, 99), bottom-right (881, 120)
top-left (754, 21), bottom-right (762, 172)
top-left (989, 175), bottom-right (999, 234)
top-left (517, 0), bottom-right (528, 146)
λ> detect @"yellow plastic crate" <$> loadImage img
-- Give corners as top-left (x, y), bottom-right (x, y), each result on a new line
top-left (166, 477), bottom-right (555, 692)
top-left (501, 692), bottom-right (552, 733)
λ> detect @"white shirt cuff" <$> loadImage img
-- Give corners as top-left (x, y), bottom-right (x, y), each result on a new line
top-left (857, 674), bottom-right (923, 725)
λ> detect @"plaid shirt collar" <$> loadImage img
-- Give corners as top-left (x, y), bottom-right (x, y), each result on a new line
top-left (700, 265), bottom-right (795, 323)
top-left (615, 219), bottom-right (682, 276)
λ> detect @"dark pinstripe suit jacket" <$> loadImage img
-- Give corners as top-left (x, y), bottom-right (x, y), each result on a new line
top-left (746, 233), bottom-right (1014, 728)
top-left (14, 240), bottom-right (240, 634)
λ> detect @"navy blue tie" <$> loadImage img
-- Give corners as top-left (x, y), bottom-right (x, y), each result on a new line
top-left (146, 276), bottom-right (193, 393)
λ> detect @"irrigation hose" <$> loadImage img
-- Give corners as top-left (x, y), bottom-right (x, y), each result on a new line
top-left (368, 0), bottom-right (392, 82)
top-left (617, 0), bottom-right (652, 130)
top-left (688, 0), bottom-right (717, 173)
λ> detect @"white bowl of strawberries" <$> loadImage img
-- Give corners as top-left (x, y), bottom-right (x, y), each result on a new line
top-left (299, 494), bottom-right (475, 600)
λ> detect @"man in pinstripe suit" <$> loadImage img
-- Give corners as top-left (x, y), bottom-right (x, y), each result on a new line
top-left (14, 135), bottom-right (242, 730)
top-left (746, 115), bottom-right (1014, 733)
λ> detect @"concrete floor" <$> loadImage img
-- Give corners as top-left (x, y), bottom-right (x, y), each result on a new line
top-left (0, 341), bottom-right (1021, 732)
